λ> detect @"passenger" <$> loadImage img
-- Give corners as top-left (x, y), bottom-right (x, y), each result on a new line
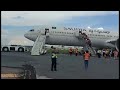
top-left (85, 39), bottom-right (88, 45)
top-left (85, 39), bottom-right (91, 47)
top-left (97, 50), bottom-right (101, 58)
top-left (69, 48), bottom-right (73, 56)
top-left (111, 50), bottom-right (114, 57)
top-left (102, 49), bottom-right (105, 57)
top-left (104, 49), bottom-right (106, 58)
top-left (81, 49), bottom-right (84, 55)
top-left (107, 49), bottom-right (110, 58)
top-left (88, 39), bottom-right (92, 47)
top-left (104, 49), bottom-right (107, 59)
top-left (109, 50), bottom-right (112, 58)
top-left (79, 50), bottom-right (82, 55)
top-left (113, 50), bottom-right (118, 60)
top-left (79, 31), bottom-right (82, 34)
top-left (51, 52), bottom-right (58, 71)
top-left (82, 33), bottom-right (87, 39)
top-left (75, 48), bottom-right (78, 56)
top-left (52, 48), bottom-right (56, 53)
top-left (45, 30), bottom-right (47, 35)
top-left (83, 50), bottom-right (90, 70)
top-left (55, 48), bottom-right (59, 54)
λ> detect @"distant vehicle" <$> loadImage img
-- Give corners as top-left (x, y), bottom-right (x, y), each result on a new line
top-left (1, 45), bottom-right (25, 52)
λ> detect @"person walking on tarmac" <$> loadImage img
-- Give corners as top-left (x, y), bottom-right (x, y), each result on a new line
top-left (69, 48), bottom-right (73, 56)
top-left (113, 49), bottom-right (118, 60)
top-left (97, 50), bottom-right (101, 58)
top-left (75, 48), bottom-right (78, 56)
top-left (83, 50), bottom-right (90, 70)
top-left (51, 52), bottom-right (58, 71)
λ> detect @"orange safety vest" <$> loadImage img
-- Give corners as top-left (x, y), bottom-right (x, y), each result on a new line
top-left (84, 53), bottom-right (90, 60)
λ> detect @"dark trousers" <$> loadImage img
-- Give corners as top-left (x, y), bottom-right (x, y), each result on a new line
top-left (89, 43), bottom-right (91, 47)
top-left (98, 53), bottom-right (101, 58)
top-left (84, 60), bottom-right (89, 70)
top-left (75, 53), bottom-right (78, 56)
top-left (103, 52), bottom-right (105, 57)
top-left (51, 59), bottom-right (57, 71)
top-left (69, 52), bottom-right (72, 56)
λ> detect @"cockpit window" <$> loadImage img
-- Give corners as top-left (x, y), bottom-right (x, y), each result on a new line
top-left (45, 28), bottom-right (49, 30)
top-left (30, 29), bottom-right (34, 31)
top-left (52, 27), bottom-right (56, 29)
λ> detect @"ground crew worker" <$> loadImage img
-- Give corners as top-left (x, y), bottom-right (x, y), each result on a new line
top-left (51, 52), bottom-right (57, 71)
top-left (83, 50), bottom-right (90, 70)
top-left (69, 48), bottom-right (73, 56)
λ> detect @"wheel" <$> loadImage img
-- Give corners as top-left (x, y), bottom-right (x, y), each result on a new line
top-left (18, 48), bottom-right (24, 52)
top-left (2, 47), bottom-right (9, 52)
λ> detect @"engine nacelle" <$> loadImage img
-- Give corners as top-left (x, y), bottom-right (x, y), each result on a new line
top-left (115, 38), bottom-right (119, 52)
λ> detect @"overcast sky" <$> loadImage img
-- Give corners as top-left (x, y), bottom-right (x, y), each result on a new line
top-left (1, 11), bottom-right (119, 46)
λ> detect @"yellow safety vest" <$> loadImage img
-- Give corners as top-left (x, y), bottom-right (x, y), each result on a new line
top-left (52, 54), bottom-right (57, 58)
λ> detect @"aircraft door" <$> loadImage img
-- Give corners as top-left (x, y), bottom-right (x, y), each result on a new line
top-left (45, 28), bottom-right (49, 35)
top-left (74, 30), bottom-right (79, 37)
top-left (45, 28), bottom-right (50, 37)
top-left (40, 28), bottom-right (49, 35)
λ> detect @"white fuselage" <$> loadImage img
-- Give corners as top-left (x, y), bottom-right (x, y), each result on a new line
top-left (24, 26), bottom-right (119, 49)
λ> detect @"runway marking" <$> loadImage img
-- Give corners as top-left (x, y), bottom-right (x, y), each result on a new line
top-left (36, 75), bottom-right (53, 79)
top-left (1, 74), bottom-right (19, 78)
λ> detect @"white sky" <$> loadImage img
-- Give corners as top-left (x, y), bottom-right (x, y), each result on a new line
top-left (1, 11), bottom-right (118, 26)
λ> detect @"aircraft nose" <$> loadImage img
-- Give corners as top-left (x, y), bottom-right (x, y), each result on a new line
top-left (24, 33), bottom-right (29, 38)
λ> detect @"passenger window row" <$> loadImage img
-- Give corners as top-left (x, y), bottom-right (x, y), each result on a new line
top-left (87, 34), bottom-right (114, 37)
top-left (50, 31), bottom-right (74, 34)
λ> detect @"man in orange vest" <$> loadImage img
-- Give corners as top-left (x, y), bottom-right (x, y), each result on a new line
top-left (83, 50), bottom-right (90, 70)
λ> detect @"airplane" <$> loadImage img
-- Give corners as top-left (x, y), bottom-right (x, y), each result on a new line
top-left (24, 26), bottom-right (119, 55)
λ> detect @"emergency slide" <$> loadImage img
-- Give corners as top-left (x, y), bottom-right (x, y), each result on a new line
top-left (84, 44), bottom-right (96, 56)
top-left (31, 35), bottom-right (46, 55)
top-left (77, 32), bottom-right (96, 56)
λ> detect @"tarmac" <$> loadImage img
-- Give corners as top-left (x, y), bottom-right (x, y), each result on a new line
top-left (1, 52), bottom-right (119, 79)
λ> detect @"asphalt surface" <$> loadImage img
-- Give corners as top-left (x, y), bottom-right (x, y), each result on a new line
top-left (1, 52), bottom-right (119, 79)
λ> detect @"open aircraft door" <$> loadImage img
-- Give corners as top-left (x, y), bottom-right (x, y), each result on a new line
top-left (45, 28), bottom-right (49, 36)
top-left (40, 28), bottom-right (49, 36)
